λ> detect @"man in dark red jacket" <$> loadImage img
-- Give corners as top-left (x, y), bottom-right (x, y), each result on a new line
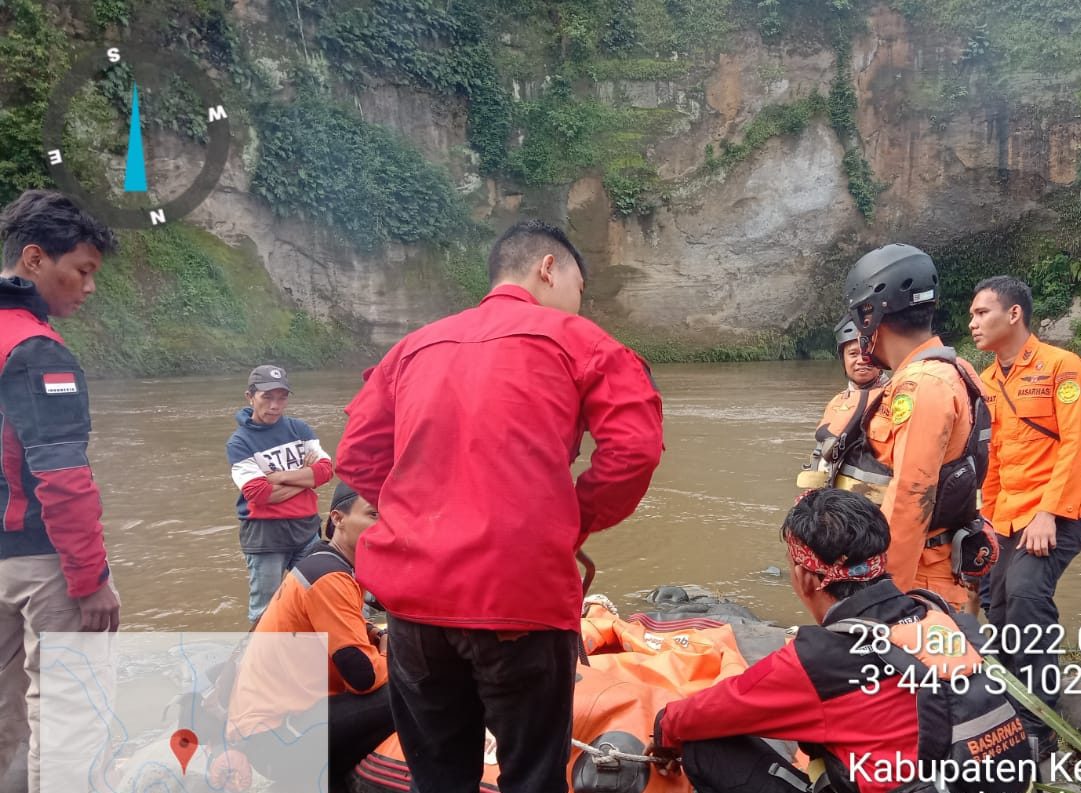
top-left (0, 190), bottom-right (119, 793)
top-left (649, 489), bottom-right (1028, 793)
top-left (336, 219), bottom-right (664, 793)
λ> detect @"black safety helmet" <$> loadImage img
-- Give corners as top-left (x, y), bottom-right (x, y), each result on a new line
top-left (844, 244), bottom-right (939, 351)
top-left (833, 316), bottom-right (860, 354)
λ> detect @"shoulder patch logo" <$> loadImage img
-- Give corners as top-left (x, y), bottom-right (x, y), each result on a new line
top-left (42, 372), bottom-right (78, 395)
top-left (891, 393), bottom-right (914, 425)
top-left (1057, 380), bottom-right (1079, 405)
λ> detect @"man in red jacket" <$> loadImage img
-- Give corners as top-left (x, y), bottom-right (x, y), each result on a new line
top-left (336, 219), bottom-right (664, 793)
top-left (0, 190), bottom-right (119, 793)
top-left (648, 489), bottom-right (1029, 793)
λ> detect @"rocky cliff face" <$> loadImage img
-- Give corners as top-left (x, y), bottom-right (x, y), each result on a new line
top-left (854, 8), bottom-right (1081, 244)
top-left (194, 3), bottom-right (1081, 350)
top-left (151, 135), bottom-right (461, 349)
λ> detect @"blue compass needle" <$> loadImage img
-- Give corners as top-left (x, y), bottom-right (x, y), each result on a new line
top-left (123, 81), bottom-right (148, 192)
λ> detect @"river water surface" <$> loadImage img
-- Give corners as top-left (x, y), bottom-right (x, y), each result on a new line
top-left (88, 362), bottom-right (1081, 637)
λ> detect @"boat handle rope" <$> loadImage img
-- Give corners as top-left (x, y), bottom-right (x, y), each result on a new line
top-left (571, 738), bottom-right (667, 766)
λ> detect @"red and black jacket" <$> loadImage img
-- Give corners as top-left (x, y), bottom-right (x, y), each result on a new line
top-left (659, 579), bottom-right (925, 793)
top-left (0, 277), bottom-right (109, 597)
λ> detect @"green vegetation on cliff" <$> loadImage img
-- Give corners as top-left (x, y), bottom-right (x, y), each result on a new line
top-left (615, 330), bottom-right (799, 362)
top-left (893, 0), bottom-right (1081, 75)
top-left (57, 225), bottom-right (354, 377)
top-left (252, 99), bottom-right (466, 252)
top-left (283, 0), bottom-right (511, 172)
top-left (3, 0), bottom-right (1081, 369)
top-left (0, 0), bottom-right (67, 205)
top-left (932, 192), bottom-right (1081, 353)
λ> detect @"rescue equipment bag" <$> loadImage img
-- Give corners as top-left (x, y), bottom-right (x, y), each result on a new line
top-left (925, 516), bottom-right (999, 583)
top-left (823, 590), bottom-right (1033, 793)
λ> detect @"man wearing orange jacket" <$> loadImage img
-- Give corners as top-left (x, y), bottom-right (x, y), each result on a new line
top-left (803, 318), bottom-right (889, 477)
top-left (227, 482), bottom-right (393, 789)
top-left (840, 244), bottom-right (987, 610)
top-left (969, 275), bottom-right (1081, 757)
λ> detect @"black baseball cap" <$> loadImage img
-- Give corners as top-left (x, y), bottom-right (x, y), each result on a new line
top-left (325, 481), bottom-right (359, 539)
top-left (247, 364), bottom-right (291, 393)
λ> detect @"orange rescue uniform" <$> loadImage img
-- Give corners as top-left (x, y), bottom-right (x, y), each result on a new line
top-left (864, 337), bottom-right (981, 608)
top-left (229, 546), bottom-right (387, 738)
top-left (980, 334), bottom-right (1081, 535)
top-left (814, 378), bottom-right (889, 468)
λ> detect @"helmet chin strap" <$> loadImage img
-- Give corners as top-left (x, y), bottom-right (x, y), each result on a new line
top-left (858, 329), bottom-right (888, 369)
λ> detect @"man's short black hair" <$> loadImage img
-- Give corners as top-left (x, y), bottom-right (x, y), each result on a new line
top-left (974, 275), bottom-right (1033, 329)
top-left (0, 190), bottom-right (117, 270)
top-left (781, 489), bottom-right (891, 599)
top-left (487, 219), bottom-right (586, 285)
top-left (881, 303), bottom-right (936, 335)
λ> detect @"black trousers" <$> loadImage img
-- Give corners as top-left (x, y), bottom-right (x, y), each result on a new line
top-left (387, 616), bottom-right (578, 793)
top-left (987, 517), bottom-right (1081, 748)
top-left (682, 736), bottom-right (810, 793)
top-left (328, 687), bottom-right (396, 782)
top-left (244, 686), bottom-right (394, 788)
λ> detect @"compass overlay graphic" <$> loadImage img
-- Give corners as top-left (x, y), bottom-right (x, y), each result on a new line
top-left (42, 44), bottom-right (231, 230)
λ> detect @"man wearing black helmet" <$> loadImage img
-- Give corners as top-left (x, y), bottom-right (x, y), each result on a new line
top-left (802, 318), bottom-right (889, 479)
top-left (839, 244), bottom-right (990, 610)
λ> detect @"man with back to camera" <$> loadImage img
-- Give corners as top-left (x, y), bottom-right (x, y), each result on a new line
top-left (335, 219), bottom-right (665, 793)
top-left (226, 365), bottom-right (334, 624)
top-left (838, 244), bottom-right (991, 610)
top-left (0, 189), bottom-right (120, 793)
top-left (969, 275), bottom-right (1081, 759)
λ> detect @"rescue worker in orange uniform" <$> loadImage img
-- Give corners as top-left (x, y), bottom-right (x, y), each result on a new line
top-left (804, 318), bottom-right (889, 475)
top-left (840, 244), bottom-right (988, 610)
top-left (227, 482), bottom-right (394, 789)
top-left (969, 275), bottom-right (1081, 758)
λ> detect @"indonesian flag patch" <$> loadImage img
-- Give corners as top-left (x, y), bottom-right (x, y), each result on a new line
top-left (43, 372), bottom-right (78, 395)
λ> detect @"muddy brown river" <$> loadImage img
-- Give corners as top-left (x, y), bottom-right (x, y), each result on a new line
top-left (87, 362), bottom-right (1081, 637)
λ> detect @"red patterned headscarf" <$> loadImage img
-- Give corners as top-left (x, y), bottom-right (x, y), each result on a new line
top-left (786, 534), bottom-right (887, 590)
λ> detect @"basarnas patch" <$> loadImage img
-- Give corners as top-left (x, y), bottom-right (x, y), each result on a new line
top-left (891, 393), bottom-right (914, 425)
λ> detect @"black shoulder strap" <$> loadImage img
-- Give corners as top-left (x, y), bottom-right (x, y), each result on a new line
top-left (905, 587), bottom-right (950, 613)
top-left (819, 388), bottom-right (873, 485)
top-left (825, 618), bottom-right (930, 682)
top-left (911, 347), bottom-right (993, 464)
top-left (838, 387), bottom-right (870, 449)
top-left (993, 376), bottom-right (1060, 442)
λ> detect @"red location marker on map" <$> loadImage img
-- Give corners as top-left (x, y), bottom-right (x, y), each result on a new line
top-left (170, 729), bottom-right (199, 775)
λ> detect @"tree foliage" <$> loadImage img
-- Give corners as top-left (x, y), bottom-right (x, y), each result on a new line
top-left (285, 0), bottom-right (511, 172)
top-left (251, 98), bottom-right (466, 250)
top-left (0, 0), bottom-right (67, 205)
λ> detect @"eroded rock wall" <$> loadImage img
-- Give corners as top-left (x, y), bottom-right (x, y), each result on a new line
top-left (854, 7), bottom-right (1081, 244)
top-left (195, 3), bottom-right (1081, 350)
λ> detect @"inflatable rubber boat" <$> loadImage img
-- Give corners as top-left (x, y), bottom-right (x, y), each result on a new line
top-left (355, 588), bottom-right (799, 793)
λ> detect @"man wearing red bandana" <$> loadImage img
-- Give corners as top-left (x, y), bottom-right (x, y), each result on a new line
top-left (647, 489), bottom-right (1028, 793)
